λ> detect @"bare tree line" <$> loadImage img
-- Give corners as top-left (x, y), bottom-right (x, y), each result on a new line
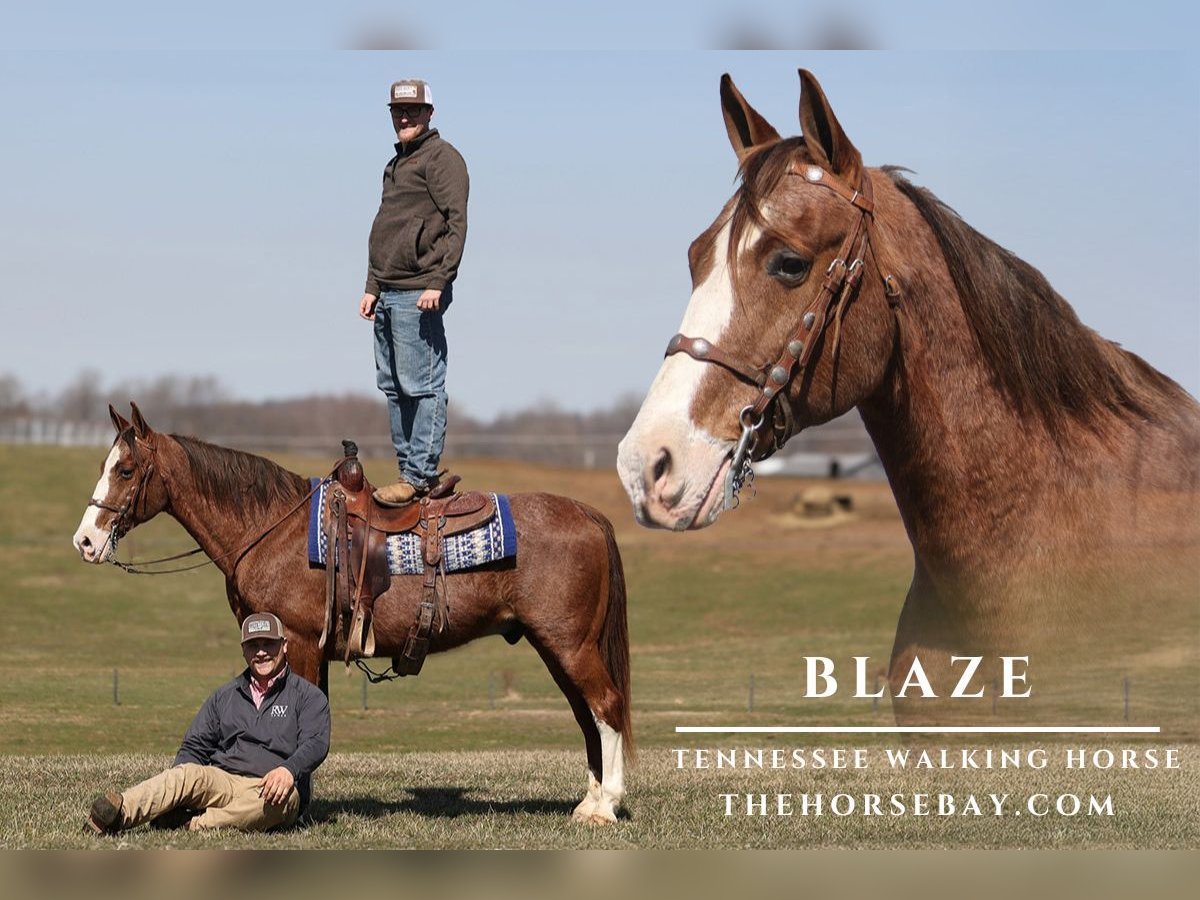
top-left (0, 370), bottom-right (641, 468)
top-left (0, 370), bottom-right (874, 470)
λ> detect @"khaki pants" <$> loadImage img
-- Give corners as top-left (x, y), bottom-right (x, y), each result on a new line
top-left (118, 763), bottom-right (300, 832)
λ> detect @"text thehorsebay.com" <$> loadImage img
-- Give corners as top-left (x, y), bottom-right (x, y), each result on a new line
top-left (672, 747), bottom-right (1180, 818)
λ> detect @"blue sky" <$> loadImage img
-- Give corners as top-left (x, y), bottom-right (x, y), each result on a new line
top-left (2, 49), bottom-right (1197, 417)
top-left (7, 2), bottom-right (1200, 51)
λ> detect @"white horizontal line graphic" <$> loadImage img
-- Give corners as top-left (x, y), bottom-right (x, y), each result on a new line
top-left (674, 726), bottom-right (1161, 734)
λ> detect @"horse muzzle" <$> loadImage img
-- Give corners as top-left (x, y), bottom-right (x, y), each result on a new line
top-left (73, 526), bottom-right (113, 564)
top-left (617, 422), bottom-right (733, 531)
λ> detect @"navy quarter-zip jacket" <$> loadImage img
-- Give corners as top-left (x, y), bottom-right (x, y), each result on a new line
top-left (174, 665), bottom-right (330, 809)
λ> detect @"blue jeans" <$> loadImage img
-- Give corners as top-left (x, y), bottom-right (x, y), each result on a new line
top-left (373, 286), bottom-right (451, 484)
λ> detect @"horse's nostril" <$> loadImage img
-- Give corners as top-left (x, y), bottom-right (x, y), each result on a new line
top-left (651, 449), bottom-right (671, 485)
top-left (79, 536), bottom-right (92, 550)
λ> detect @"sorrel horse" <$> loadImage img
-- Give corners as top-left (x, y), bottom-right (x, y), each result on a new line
top-left (73, 404), bottom-right (632, 823)
top-left (618, 71), bottom-right (1200, 723)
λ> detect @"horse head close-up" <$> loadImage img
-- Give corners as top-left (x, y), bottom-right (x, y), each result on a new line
top-left (618, 69), bottom-right (1200, 721)
top-left (619, 71), bottom-right (909, 531)
top-left (73, 403), bottom-right (171, 564)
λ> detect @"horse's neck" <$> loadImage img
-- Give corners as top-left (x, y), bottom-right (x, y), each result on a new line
top-left (157, 438), bottom-right (288, 579)
top-left (858, 175), bottom-right (1200, 585)
top-left (855, 268), bottom-right (1103, 581)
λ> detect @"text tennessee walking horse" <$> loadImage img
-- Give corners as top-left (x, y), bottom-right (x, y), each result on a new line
top-left (73, 404), bottom-right (631, 824)
top-left (618, 71), bottom-right (1200, 723)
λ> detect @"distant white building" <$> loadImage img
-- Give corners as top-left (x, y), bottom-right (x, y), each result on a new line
top-left (759, 410), bottom-right (883, 480)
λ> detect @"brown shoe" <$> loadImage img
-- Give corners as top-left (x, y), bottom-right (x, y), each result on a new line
top-left (85, 791), bottom-right (123, 835)
top-left (373, 480), bottom-right (422, 507)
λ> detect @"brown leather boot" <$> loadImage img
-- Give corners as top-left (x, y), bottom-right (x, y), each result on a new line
top-left (373, 479), bottom-right (422, 507)
top-left (85, 791), bottom-right (123, 835)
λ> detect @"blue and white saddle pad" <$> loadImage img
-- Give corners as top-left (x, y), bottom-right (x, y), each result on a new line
top-left (306, 478), bottom-right (517, 575)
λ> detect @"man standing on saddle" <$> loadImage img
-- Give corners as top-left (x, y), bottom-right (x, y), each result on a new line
top-left (359, 78), bottom-right (470, 507)
top-left (85, 613), bottom-right (330, 835)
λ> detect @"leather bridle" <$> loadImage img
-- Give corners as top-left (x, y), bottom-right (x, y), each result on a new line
top-left (665, 162), bottom-right (902, 509)
top-left (87, 434), bottom-right (159, 562)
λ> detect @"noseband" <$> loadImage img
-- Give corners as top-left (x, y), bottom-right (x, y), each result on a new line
top-left (665, 163), bottom-right (902, 509)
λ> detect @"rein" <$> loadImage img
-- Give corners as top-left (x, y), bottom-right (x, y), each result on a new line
top-left (665, 163), bottom-right (902, 509)
top-left (98, 437), bottom-right (336, 576)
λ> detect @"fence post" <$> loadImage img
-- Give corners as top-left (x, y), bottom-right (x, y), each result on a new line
top-left (361, 671), bottom-right (368, 711)
top-left (113, 669), bottom-right (120, 706)
top-left (872, 674), bottom-right (880, 714)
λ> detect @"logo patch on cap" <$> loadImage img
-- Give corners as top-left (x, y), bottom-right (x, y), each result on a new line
top-left (248, 619), bottom-right (271, 634)
top-left (393, 85), bottom-right (418, 100)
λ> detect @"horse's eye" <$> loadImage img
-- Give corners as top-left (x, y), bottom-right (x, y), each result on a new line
top-left (118, 467), bottom-right (134, 479)
top-left (766, 250), bottom-right (812, 286)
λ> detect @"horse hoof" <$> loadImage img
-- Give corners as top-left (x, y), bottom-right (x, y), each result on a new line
top-left (571, 801), bottom-right (597, 823)
top-left (572, 804), bottom-right (618, 826)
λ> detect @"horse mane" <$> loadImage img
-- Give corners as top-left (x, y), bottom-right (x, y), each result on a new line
top-left (886, 170), bottom-right (1193, 432)
top-left (172, 435), bottom-right (309, 515)
top-left (718, 139), bottom-right (1193, 434)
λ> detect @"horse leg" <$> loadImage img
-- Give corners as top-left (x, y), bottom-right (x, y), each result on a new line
top-left (573, 649), bottom-right (628, 825)
top-left (527, 635), bottom-right (626, 825)
top-left (589, 708), bottom-right (626, 825)
top-left (525, 636), bottom-right (603, 818)
top-left (284, 637), bottom-right (323, 687)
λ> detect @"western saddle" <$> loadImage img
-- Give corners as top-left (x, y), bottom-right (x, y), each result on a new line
top-left (318, 441), bottom-right (496, 676)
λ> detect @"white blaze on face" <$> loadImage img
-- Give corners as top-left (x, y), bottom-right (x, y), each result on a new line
top-left (617, 218), bottom-right (763, 525)
top-left (72, 444), bottom-right (120, 562)
top-left (634, 219), bottom-right (738, 443)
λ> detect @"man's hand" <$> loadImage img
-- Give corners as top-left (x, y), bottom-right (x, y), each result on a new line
top-left (359, 293), bottom-right (379, 320)
top-left (258, 767), bottom-right (295, 806)
top-left (417, 289), bottom-right (442, 311)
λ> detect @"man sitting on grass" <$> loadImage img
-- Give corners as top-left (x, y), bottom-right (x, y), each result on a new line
top-left (86, 612), bottom-right (330, 834)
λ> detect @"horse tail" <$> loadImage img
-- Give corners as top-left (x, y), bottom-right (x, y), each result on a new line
top-left (580, 504), bottom-right (635, 764)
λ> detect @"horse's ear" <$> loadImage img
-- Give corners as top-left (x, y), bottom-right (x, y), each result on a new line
top-left (109, 404), bottom-right (131, 434)
top-left (797, 69), bottom-right (862, 183)
top-left (129, 402), bottom-right (152, 438)
top-left (721, 74), bottom-right (781, 161)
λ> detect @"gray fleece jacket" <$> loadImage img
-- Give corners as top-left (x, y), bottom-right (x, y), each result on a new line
top-left (174, 665), bottom-right (330, 810)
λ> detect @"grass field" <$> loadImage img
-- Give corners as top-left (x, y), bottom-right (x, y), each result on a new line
top-left (2, 747), bottom-right (1196, 849)
top-left (0, 443), bottom-right (1195, 848)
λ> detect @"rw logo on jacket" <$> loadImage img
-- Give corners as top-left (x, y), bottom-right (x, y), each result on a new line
top-left (269, 705), bottom-right (289, 718)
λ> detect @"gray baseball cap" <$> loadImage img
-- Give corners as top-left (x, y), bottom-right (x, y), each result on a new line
top-left (388, 79), bottom-right (433, 107)
top-left (241, 612), bottom-right (285, 643)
